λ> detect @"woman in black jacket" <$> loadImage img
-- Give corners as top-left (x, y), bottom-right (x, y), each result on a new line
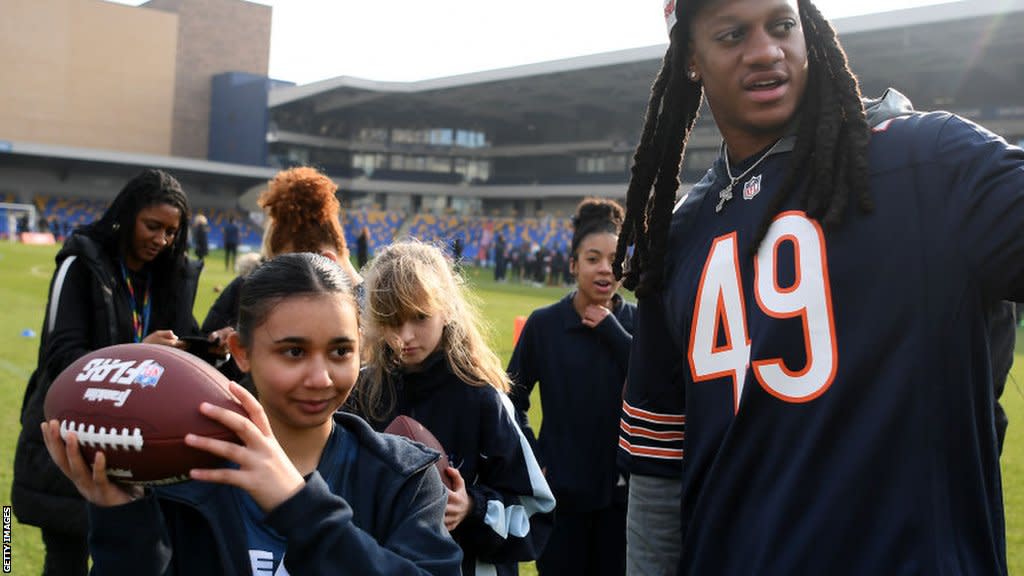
top-left (12, 169), bottom-right (206, 576)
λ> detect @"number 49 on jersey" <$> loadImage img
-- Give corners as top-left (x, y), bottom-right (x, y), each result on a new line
top-left (688, 211), bottom-right (838, 413)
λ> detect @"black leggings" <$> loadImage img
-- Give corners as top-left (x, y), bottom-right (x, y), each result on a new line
top-left (42, 528), bottom-right (88, 576)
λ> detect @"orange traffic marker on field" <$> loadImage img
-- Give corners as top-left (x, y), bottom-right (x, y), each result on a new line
top-left (513, 315), bottom-right (526, 346)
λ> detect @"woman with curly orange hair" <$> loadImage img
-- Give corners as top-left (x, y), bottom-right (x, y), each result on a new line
top-left (202, 167), bottom-right (363, 380)
top-left (257, 167), bottom-right (352, 265)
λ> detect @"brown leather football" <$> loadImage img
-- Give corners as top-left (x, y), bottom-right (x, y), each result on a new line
top-left (384, 415), bottom-right (453, 489)
top-left (44, 343), bottom-right (245, 485)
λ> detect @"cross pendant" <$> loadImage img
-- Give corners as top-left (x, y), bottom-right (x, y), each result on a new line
top-left (715, 184), bottom-right (733, 212)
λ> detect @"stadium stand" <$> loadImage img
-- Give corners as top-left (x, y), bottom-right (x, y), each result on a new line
top-left (6, 3), bottom-right (1023, 270)
top-left (395, 212), bottom-right (572, 265)
top-left (25, 196), bottom-right (262, 248)
top-left (22, 193), bottom-right (577, 268)
top-left (33, 196), bottom-right (105, 231)
top-left (19, 195), bottom-right (576, 264)
top-left (342, 210), bottom-right (405, 255)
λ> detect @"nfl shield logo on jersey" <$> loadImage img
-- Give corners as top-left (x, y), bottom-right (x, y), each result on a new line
top-left (743, 175), bottom-right (762, 200)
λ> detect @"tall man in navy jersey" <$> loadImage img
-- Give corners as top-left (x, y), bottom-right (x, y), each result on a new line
top-left (614, 0), bottom-right (1024, 574)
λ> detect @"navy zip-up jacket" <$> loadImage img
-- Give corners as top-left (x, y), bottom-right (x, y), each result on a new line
top-left (507, 292), bottom-right (636, 511)
top-left (86, 412), bottom-right (462, 575)
top-left (365, 353), bottom-right (556, 576)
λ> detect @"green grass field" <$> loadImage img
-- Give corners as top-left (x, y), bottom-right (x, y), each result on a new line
top-left (2, 241), bottom-right (1023, 574)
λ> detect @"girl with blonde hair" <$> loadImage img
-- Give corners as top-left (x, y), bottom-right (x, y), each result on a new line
top-left (356, 240), bottom-right (555, 576)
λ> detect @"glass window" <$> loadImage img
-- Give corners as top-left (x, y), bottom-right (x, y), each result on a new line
top-left (357, 128), bottom-right (388, 143)
top-left (455, 159), bottom-right (490, 181)
top-left (286, 147), bottom-right (309, 166)
top-left (353, 153), bottom-right (387, 175)
top-left (430, 129), bottom-right (454, 146)
top-left (577, 154), bottom-right (627, 173)
top-left (426, 156), bottom-right (451, 173)
top-left (455, 129), bottom-right (486, 149)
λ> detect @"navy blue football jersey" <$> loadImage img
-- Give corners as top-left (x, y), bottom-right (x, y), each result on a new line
top-left (624, 90), bottom-right (1024, 574)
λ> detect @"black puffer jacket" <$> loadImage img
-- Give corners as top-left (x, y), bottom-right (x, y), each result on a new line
top-left (12, 233), bottom-right (201, 534)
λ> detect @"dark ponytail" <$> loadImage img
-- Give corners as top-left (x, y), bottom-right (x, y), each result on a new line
top-left (236, 252), bottom-right (356, 347)
top-left (570, 197), bottom-right (626, 259)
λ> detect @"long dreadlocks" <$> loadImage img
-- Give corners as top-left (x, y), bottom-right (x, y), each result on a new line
top-left (614, 0), bottom-right (872, 297)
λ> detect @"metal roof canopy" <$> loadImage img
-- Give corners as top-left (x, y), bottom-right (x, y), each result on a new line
top-left (269, 0), bottom-right (1024, 133)
top-left (0, 140), bottom-right (278, 189)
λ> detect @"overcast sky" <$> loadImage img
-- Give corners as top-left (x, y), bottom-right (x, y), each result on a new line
top-left (108, 0), bottom-right (953, 85)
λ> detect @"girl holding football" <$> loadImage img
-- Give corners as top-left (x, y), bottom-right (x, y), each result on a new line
top-left (355, 240), bottom-right (555, 576)
top-left (43, 252), bottom-right (462, 575)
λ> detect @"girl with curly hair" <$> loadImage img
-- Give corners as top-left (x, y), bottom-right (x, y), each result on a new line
top-left (202, 167), bottom-right (362, 380)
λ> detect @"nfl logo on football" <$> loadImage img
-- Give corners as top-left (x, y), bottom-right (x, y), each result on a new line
top-left (743, 175), bottom-right (762, 200)
top-left (134, 362), bottom-right (165, 387)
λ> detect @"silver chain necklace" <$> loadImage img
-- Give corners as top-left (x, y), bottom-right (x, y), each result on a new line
top-left (715, 139), bottom-right (782, 213)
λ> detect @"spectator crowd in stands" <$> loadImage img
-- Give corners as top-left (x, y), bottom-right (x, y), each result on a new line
top-left (15, 192), bottom-right (588, 289)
